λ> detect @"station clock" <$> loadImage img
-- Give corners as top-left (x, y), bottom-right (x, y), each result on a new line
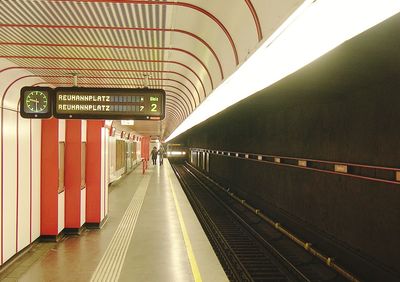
top-left (20, 87), bottom-right (53, 118)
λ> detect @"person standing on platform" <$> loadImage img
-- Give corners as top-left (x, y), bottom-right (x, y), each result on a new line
top-left (151, 146), bottom-right (158, 165)
top-left (158, 146), bottom-right (165, 165)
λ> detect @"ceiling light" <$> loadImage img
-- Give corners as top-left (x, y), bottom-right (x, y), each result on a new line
top-left (121, 120), bottom-right (135, 126)
top-left (166, 0), bottom-right (400, 142)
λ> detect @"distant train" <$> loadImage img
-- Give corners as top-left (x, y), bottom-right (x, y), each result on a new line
top-left (166, 143), bottom-right (188, 163)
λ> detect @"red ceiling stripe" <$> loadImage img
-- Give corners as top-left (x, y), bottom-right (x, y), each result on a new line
top-left (40, 82), bottom-right (192, 118)
top-left (0, 41), bottom-right (214, 89)
top-left (243, 0), bottom-right (263, 41)
top-left (47, 0), bottom-right (240, 65)
top-left (165, 91), bottom-right (190, 114)
top-left (160, 85), bottom-right (194, 112)
top-left (37, 65), bottom-right (204, 102)
top-left (165, 106), bottom-right (182, 121)
top-left (165, 102), bottom-right (184, 120)
top-left (49, 66), bottom-right (203, 102)
top-left (166, 98), bottom-right (187, 119)
top-left (34, 79), bottom-right (192, 117)
top-left (165, 108), bottom-right (181, 124)
top-left (0, 55), bottom-right (211, 92)
top-left (3, 66), bottom-right (201, 106)
top-left (34, 78), bottom-right (196, 112)
top-left (165, 104), bottom-right (184, 122)
top-left (0, 24), bottom-right (224, 81)
top-left (165, 91), bottom-right (190, 117)
top-left (156, 84), bottom-right (194, 111)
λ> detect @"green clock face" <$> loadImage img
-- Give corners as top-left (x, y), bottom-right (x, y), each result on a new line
top-left (25, 91), bottom-right (48, 113)
top-left (20, 87), bottom-right (53, 119)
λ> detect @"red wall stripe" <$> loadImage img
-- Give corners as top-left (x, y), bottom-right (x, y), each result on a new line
top-left (141, 136), bottom-right (150, 161)
top-left (86, 121), bottom-right (103, 223)
top-left (64, 120), bottom-right (82, 228)
top-left (40, 118), bottom-right (59, 235)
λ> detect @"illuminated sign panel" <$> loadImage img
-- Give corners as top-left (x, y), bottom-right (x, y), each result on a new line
top-left (20, 87), bottom-right (53, 119)
top-left (54, 87), bottom-right (165, 120)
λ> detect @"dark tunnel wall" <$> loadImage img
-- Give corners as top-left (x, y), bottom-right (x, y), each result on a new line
top-left (176, 13), bottom-right (400, 277)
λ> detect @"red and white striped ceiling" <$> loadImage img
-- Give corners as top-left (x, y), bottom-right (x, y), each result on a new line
top-left (0, 0), bottom-right (304, 138)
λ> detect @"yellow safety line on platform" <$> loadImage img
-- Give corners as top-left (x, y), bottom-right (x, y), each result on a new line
top-left (169, 174), bottom-right (203, 282)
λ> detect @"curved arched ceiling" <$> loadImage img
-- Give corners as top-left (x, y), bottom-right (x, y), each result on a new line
top-left (0, 0), bottom-right (304, 139)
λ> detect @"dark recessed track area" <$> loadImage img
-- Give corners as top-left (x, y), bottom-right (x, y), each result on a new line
top-left (173, 163), bottom-right (349, 281)
top-left (174, 12), bottom-right (400, 281)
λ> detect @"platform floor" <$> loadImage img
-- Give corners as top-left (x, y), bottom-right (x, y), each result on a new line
top-left (0, 160), bottom-right (227, 282)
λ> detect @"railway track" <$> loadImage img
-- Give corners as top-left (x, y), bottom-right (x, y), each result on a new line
top-left (172, 163), bottom-right (349, 282)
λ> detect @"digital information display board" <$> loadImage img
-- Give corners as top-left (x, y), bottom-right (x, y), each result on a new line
top-left (20, 87), bottom-right (53, 119)
top-left (53, 87), bottom-right (165, 120)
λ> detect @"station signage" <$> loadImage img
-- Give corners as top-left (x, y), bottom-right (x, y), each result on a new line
top-left (20, 87), bottom-right (166, 120)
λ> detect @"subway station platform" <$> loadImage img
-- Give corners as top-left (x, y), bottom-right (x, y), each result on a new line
top-left (0, 160), bottom-right (227, 282)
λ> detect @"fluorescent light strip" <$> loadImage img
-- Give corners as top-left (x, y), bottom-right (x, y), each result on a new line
top-left (168, 151), bottom-right (186, 155)
top-left (166, 0), bottom-right (400, 142)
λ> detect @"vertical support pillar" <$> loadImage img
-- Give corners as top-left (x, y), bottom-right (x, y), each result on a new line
top-left (80, 120), bottom-right (87, 227)
top-left (141, 136), bottom-right (150, 161)
top-left (40, 118), bottom-right (60, 239)
top-left (86, 121), bottom-right (108, 228)
top-left (64, 120), bottom-right (83, 233)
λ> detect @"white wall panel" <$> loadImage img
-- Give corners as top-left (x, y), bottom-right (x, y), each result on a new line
top-left (57, 119), bottom-right (65, 234)
top-left (0, 60), bottom-right (45, 264)
top-left (31, 119), bottom-right (41, 241)
top-left (58, 119), bottom-right (66, 142)
top-left (17, 116), bottom-right (30, 251)
top-left (3, 109), bottom-right (17, 262)
top-left (101, 128), bottom-right (109, 220)
top-left (136, 141), bottom-right (142, 161)
top-left (0, 109), bottom-right (2, 262)
top-left (80, 188), bottom-right (86, 226)
top-left (4, 78), bottom-right (36, 111)
top-left (81, 120), bottom-right (87, 142)
top-left (105, 133), bottom-right (109, 217)
top-left (108, 136), bottom-right (117, 183)
top-left (58, 192), bottom-right (65, 233)
top-left (101, 129), bottom-right (105, 220)
top-left (0, 60), bottom-right (31, 103)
